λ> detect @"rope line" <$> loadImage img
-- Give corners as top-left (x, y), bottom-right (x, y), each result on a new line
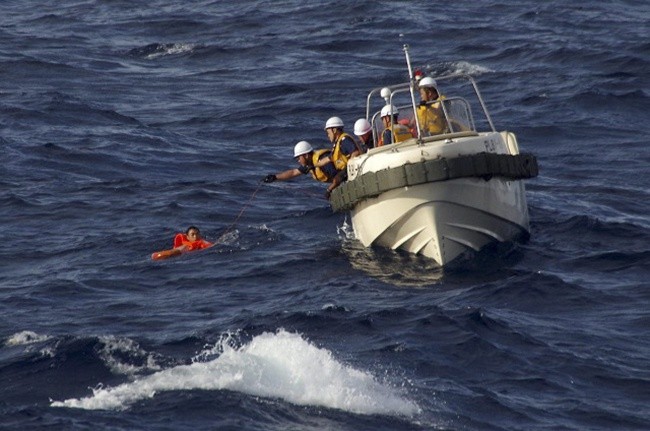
top-left (213, 181), bottom-right (329, 245)
top-left (215, 181), bottom-right (264, 244)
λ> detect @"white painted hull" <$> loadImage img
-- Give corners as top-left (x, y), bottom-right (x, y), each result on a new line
top-left (350, 177), bottom-right (530, 265)
top-left (344, 132), bottom-right (532, 266)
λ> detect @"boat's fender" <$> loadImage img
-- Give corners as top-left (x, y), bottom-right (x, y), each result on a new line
top-left (330, 152), bottom-right (538, 212)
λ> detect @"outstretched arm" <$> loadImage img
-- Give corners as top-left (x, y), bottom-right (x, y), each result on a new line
top-left (275, 168), bottom-right (302, 181)
top-left (263, 168), bottom-right (302, 183)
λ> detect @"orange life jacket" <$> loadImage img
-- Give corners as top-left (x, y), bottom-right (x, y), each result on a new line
top-left (378, 123), bottom-right (413, 147)
top-left (173, 233), bottom-right (213, 251)
top-left (331, 132), bottom-right (362, 171)
top-left (308, 149), bottom-right (336, 183)
top-left (416, 96), bottom-right (448, 136)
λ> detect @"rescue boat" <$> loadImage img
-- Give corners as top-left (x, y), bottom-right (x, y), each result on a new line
top-left (329, 46), bottom-right (538, 266)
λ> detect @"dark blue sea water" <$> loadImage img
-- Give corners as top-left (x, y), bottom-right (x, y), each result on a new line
top-left (1, 1), bottom-right (649, 430)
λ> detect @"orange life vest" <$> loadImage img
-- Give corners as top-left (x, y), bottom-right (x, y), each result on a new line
top-left (378, 123), bottom-right (413, 147)
top-left (331, 132), bottom-right (362, 171)
top-left (308, 149), bottom-right (335, 183)
top-left (173, 233), bottom-right (213, 251)
top-left (416, 96), bottom-right (448, 136)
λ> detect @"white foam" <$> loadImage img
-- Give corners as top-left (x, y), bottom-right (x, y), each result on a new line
top-left (336, 216), bottom-right (355, 240)
top-left (5, 330), bottom-right (51, 346)
top-left (52, 330), bottom-right (420, 417)
top-left (214, 228), bottom-right (239, 246)
top-left (427, 61), bottom-right (493, 77)
top-left (97, 336), bottom-right (162, 376)
top-left (146, 43), bottom-right (195, 59)
top-left (447, 60), bottom-right (493, 75)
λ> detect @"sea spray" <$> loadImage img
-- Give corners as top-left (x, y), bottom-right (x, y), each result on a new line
top-left (52, 330), bottom-right (420, 416)
top-left (4, 330), bottom-right (51, 346)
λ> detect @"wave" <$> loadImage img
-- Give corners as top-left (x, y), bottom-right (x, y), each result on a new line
top-left (51, 330), bottom-right (420, 417)
top-left (4, 332), bottom-right (168, 371)
top-left (95, 335), bottom-right (164, 376)
top-left (4, 330), bottom-right (51, 347)
top-left (414, 60), bottom-right (493, 79)
top-left (0, 58), bottom-right (83, 76)
top-left (127, 43), bottom-right (199, 60)
top-left (442, 61), bottom-right (493, 76)
top-left (342, 239), bottom-right (445, 287)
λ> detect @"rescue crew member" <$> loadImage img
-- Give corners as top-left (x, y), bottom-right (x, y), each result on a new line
top-left (415, 76), bottom-right (447, 137)
top-left (263, 141), bottom-right (344, 199)
top-left (377, 105), bottom-right (413, 147)
top-left (322, 116), bottom-right (364, 171)
top-left (173, 226), bottom-right (213, 251)
top-left (353, 118), bottom-right (375, 150)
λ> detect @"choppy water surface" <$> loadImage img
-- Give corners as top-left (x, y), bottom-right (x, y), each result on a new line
top-left (1, 1), bottom-right (649, 430)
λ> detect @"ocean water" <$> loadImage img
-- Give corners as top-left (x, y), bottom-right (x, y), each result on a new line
top-left (1, 1), bottom-right (649, 430)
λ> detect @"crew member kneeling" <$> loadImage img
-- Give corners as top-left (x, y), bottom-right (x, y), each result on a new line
top-left (263, 141), bottom-right (344, 199)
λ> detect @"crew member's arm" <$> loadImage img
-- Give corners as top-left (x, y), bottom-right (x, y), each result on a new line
top-left (314, 156), bottom-right (331, 168)
top-left (263, 168), bottom-right (303, 183)
top-left (325, 170), bottom-right (347, 199)
top-left (341, 136), bottom-right (360, 159)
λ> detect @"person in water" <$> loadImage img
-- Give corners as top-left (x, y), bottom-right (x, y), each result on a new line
top-left (263, 140), bottom-right (344, 199)
top-left (174, 226), bottom-right (213, 251)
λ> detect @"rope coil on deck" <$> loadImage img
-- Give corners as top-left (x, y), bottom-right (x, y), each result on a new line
top-left (329, 152), bottom-right (538, 212)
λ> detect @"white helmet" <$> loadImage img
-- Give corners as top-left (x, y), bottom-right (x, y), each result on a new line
top-left (353, 118), bottom-right (372, 136)
top-left (324, 116), bottom-right (344, 130)
top-left (418, 76), bottom-right (437, 88)
top-left (293, 140), bottom-right (313, 158)
top-left (380, 104), bottom-right (398, 117)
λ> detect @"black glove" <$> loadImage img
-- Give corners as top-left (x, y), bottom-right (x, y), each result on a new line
top-left (263, 174), bottom-right (277, 183)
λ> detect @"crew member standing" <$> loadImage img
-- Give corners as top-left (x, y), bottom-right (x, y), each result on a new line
top-left (415, 77), bottom-right (447, 136)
